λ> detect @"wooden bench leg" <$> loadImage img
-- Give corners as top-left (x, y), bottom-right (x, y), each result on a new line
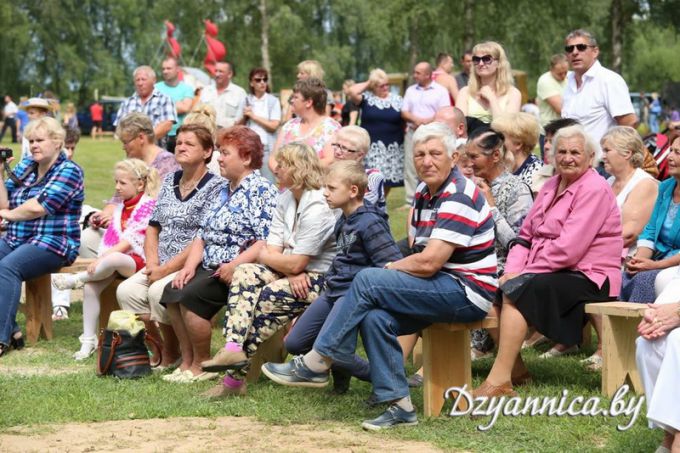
top-left (24, 275), bottom-right (53, 344)
top-left (99, 279), bottom-right (122, 331)
top-left (246, 329), bottom-right (288, 383)
top-left (601, 315), bottom-right (643, 397)
top-left (582, 321), bottom-right (593, 348)
top-left (422, 327), bottom-right (472, 417)
top-left (412, 337), bottom-right (423, 369)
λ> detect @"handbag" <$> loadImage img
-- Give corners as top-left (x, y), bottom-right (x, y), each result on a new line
top-left (96, 328), bottom-right (162, 379)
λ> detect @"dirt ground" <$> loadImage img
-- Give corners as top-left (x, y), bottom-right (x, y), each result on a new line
top-left (0, 416), bottom-right (442, 452)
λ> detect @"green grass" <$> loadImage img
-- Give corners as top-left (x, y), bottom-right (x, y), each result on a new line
top-left (0, 138), bottom-right (663, 451)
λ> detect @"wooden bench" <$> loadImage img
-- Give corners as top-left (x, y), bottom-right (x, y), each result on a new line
top-left (22, 258), bottom-right (121, 344)
top-left (584, 301), bottom-right (646, 397)
top-left (422, 316), bottom-right (499, 417)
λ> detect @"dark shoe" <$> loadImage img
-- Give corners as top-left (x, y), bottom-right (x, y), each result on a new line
top-left (361, 404), bottom-right (418, 431)
top-left (407, 373), bottom-right (423, 388)
top-left (330, 368), bottom-right (351, 395)
top-left (261, 355), bottom-right (329, 388)
top-left (364, 393), bottom-right (387, 409)
top-left (10, 332), bottom-right (24, 351)
top-left (0, 343), bottom-right (9, 358)
top-left (201, 382), bottom-right (247, 400)
top-left (200, 348), bottom-right (248, 372)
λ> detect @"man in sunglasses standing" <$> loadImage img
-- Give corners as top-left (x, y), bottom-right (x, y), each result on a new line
top-left (561, 29), bottom-right (637, 172)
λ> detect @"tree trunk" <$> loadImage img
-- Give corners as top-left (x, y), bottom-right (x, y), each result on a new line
top-left (610, 0), bottom-right (623, 73)
top-left (462, 0), bottom-right (475, 51)
top-left (409, 18), bottom-right (419, 76)
top-left (258, 0), bottom-right (272, 86)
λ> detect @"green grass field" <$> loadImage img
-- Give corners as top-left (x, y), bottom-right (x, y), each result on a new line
top-left (0, 138), bottom-right (661, 451)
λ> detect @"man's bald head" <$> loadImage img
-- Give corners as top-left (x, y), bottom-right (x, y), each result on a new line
top-left (413, 62), bottom-right (433, 87)
top-left (434, 106), bottom-right (467, 139)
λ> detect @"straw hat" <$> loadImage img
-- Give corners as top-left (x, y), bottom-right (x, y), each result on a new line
top-left (21, 97), bottom-right (51, 111)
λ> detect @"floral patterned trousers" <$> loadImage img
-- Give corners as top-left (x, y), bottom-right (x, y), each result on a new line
top-left (224, 263), bottom-right (325, 380)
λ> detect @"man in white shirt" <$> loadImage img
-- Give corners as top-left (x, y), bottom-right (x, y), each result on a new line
top-left (1, 96), bottom-right (19, 144)
top-left (561, 29), bottom-right (637, 165)
top-left (200, 62), bottom-right (247, 129)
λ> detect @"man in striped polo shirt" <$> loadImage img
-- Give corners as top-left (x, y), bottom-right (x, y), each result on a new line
top-left (262, 122), bottom-right (498, 430)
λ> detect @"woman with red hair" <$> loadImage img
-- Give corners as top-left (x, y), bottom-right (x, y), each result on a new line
top-left (160, 125), bottom-right (279, 383)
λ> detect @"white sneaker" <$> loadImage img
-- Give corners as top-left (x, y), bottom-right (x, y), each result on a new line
top-left (73, 335), bottom-right (97, 361)
top-left (53, 274), bottom-right (84, 291)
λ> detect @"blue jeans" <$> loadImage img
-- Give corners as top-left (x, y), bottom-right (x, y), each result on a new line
top-left (285, 293), bottom-right (371, 381)
top-left (0, 240), bottom-right (66, 345)
top-left (314, 268), bottom-right (487, 402)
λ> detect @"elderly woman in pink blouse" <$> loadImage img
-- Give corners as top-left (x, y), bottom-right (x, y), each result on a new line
top-left (473, 125), bottom-right (623, 398)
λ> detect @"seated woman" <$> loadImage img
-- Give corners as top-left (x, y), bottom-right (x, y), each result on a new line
top-left (54, 159), bottom-right (159, 360)
top-left (473, 125), bottom-right (622, 397)
top-left (199, 143), bottom-right (337, 398)
top-left (577, 126), bottom-right (658, 368)
top-left (621, 135), bottom-right (680, 304)
top-left (636, 276), bottom-right (680, 453)
top-left (491, 112), bottom-right (542, 186)
top-left (0, 117), bottom-right (84, 356)
top-left (160, 126), bottom-right (278, 383)
top-left (116, 124), bottom-right (224, 368)
top-left (465, 126), bottom-right (533, 358)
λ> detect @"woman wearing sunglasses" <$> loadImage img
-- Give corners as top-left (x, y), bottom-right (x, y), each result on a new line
top-left (457, 41), bottom-right (522, 123)
top-left (242, 68), bottom-right (281, 182)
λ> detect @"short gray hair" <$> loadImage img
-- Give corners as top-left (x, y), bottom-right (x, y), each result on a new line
top-left (412, 122), bottom-right (457, 156)
top-left (116, 112), bottom-right (154, 142)
top-left (552, 125), bottom-right (597, 162)
top-left (565, 29), bottom-right (598, 47)
top-left (133, 65), bottom-right (156, 80)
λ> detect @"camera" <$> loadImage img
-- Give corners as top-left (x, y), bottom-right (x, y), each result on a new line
top-left (0, 147), bottom-right (11, 161)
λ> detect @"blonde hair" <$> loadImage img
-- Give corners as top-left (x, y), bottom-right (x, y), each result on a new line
top-left (275, 143), bottom-right (324, 190)
top-left (297, 60), bottom-right (325, 81)
top-left (114, 158), bottom-right (160, 198)
top-left (367, 68), bottom-right (389, 92)
top-left (601, 126), bottom-right (645, 168)
top-left (491, 112), bottom-right (540, 153)
top-left (185, 103), bottom-right (217, 140)
top-left (24, 117), bottom-right (65, 148)
top-left (336, 126), bottom-right (370, 154)
top-left (327, 160), bottom-right (368, 199)
top-left (468, 41), bottom-right (514, 97)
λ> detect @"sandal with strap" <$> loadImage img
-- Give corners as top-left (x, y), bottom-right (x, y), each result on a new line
top-left (52, 305), bottom-right (69, 321)
top-left (0, 342), bottom-right (9, 358)
top-left (73, 335), bottom-right (97, 361)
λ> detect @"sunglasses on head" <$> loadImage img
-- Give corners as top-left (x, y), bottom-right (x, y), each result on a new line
top-left (564, 44), bottom-right (594, 53)
top-left (472, 55), bottom-right (494, 65)
top-left (253, 77), bottom-right (268, 83)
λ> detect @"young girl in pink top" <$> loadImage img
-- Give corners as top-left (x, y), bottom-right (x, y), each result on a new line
top-left (54, 159), bottom-right (159, 360)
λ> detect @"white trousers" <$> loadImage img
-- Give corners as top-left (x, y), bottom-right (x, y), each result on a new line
top-left (635, 277), bottom-right (680, 432)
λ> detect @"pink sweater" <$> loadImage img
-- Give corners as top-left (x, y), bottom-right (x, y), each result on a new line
top-left (505, 169), bottom-right (623, 297)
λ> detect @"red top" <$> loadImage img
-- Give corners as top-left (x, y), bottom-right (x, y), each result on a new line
top-left (90, 103), bottom-right (104, 122)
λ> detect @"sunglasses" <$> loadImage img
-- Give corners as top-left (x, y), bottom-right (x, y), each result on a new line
top-left (332, 143), bottom-right (358, 154)
top-left (252, 77), bottom-right (268, 83)
top-left (564, 44), bottom-right (594, 53)
top-left (472, 55), bottom-right (495, 65)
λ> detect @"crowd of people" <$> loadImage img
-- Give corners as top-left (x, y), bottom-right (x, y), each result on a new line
top-left (0, 28), bottom-right (679, 446)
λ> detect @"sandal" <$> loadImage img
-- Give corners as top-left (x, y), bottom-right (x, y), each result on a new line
top-left (10, 332), bottom-right (25, 350)
top-left (581, 353), bottom-right (603, 371)
top-left (73, 335), bottom-right (97, 361)
top-left (52, 305), bottom-right (69, 321)
top-left (0, 343), bottom-right (9, 358)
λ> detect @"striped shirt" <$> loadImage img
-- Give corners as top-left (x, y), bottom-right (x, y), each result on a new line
top-left (4, 153), bottom-right (84, 263)
top-left (365, 168), bottom-right (386, 212)
top-left (410, 166), bottom-right (498, 311)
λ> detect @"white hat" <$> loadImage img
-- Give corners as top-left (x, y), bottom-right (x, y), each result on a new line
top-left (22, 97), bottom-right (51, 111)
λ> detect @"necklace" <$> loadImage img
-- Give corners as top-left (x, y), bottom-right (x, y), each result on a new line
top-left (175, 170), bottom-right (208, 197)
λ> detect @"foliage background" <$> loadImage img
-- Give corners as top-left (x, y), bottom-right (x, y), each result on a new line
top-left (1, 0), bottom-right (679, 106)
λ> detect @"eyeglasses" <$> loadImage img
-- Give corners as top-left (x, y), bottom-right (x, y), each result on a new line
top-left (564, 44), bottom-right (595, 53)
top-left (332, 143), bottom-right (358, 154)
top-left (472, 55), bottom-right (495, 65)
top-left (378, 83), bottom-right (390, 89)
top-left (252, 77), bottom-right (268, 83)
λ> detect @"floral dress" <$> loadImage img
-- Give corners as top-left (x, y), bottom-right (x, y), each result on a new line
top-left (279, 116), bottom-right (341, 156)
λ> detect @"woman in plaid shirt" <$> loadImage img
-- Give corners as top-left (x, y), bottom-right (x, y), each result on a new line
top-left (0, 117), bottom-right (84, 357)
